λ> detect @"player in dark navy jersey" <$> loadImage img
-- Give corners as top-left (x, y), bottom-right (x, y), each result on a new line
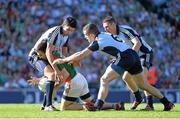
top-left (54, 23), bottom-right (174, 111)
top-left (28, 17), bottom-right (77, 111)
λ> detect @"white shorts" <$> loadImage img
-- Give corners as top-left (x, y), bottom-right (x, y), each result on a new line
top-left (63, 73), bottom-right (89, 98)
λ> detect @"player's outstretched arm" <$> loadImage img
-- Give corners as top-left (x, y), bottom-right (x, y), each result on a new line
top-left (53, 48), bottom-right (92, 64)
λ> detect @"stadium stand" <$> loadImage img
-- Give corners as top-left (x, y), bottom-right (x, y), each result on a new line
top-left (0, 0), bottom-right (179, 91)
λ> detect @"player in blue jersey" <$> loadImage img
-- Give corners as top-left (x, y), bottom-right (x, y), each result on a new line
top-left (102, 16), bottom-right (155, 110)
top-left (54, 23), bottom-right (174, 111)
top-left (28, 17), bottom-right (77, 111)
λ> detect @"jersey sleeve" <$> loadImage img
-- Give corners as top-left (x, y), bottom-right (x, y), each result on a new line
top-left (47, 27), bottom-right (59, 45)
top-left (88, 40), bottom-right (99, 52)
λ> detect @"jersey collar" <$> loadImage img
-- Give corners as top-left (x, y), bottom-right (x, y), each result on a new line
top-left (60, 26), bottom-right (63, 34)
top-left (116, 24), bottom-right (119, 35)
top-left (95, 32), bottom-right (100, 38)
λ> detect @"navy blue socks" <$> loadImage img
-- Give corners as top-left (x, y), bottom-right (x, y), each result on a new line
top-left (43, 94), bottom-right (46, 107)
top-left (147, 95), bottom-right (153, 108)
top-left (45, 80), bottom-right (55, 106)
top-left (134, 90), bottom-right (142, 102)
top-left (160, 97), bottom-right (170, 105)
top-left (94, 99), bottom-right (104, 110)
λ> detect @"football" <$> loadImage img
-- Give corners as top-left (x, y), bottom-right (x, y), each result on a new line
top-left (38, 77), bottom-right (47, 93)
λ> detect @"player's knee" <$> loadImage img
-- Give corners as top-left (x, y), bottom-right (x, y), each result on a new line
top-left (100, 76), bottom-right (109, 87)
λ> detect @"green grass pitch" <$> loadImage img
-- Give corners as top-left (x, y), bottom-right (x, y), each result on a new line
top-left (0, 103), bottom-right (179, 119)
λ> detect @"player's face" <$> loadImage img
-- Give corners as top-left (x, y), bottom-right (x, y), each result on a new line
top-left (63, 26), bottom-right (76, 35)
top-left (83, 31), bottom-right (95, 43)
top-left (103, 22), bottom-right (116, 34)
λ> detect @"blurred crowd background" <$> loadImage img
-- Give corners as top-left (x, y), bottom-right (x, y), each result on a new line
top-left (0, 0), bottom-right (179, 90)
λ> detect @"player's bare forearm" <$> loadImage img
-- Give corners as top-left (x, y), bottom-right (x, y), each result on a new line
top-left (64, 48), bottom-right (92, 62)
top-left (52, 62), bottom-right (61, 74)
top-left (52, 48), bottom-right (92, 65)
top-left (131, 37), bottom-right (142, 52)
top-left (46, 44), bottom-right (57, 71)
top-left (46, 51), bottom-right (53, 64)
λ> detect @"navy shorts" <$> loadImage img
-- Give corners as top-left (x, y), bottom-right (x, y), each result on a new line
top-left (28, 56), bottom-right (49, 75)
top-left (110, 64), bottom-right (125, 76)
top-left (140, 51), bottom-right (153, 70)
top-left (113, 49), bottom-right (143, 75)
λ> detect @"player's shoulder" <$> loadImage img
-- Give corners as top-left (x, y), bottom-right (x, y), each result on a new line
top-left (96, 32), bottom-right (111, 41)
top-left (95, 32), bottom-right (113, 44)
top-left (99, 32), bottom-right (112, 37)
top-left (45, 26), bottom-right (59, 33)
top-left (119, 25), bottom-right (134, 30)
top-left (119, 25), bottom-right (139, 35)
top-left (49, 26), bottom-right (59, 32)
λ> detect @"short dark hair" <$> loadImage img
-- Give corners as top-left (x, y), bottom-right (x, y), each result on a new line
top-left (36, 39), bottom-right (47, 51)
top-left (62, 17), bottom-right (77, 28)
top-left (102, 16), bottom-right (116, 24)
top-left (83, 23), bottom-right (99, 36)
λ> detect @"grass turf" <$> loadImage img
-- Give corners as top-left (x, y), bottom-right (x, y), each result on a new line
top-left (0, 103), bottom-right (179, 119)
